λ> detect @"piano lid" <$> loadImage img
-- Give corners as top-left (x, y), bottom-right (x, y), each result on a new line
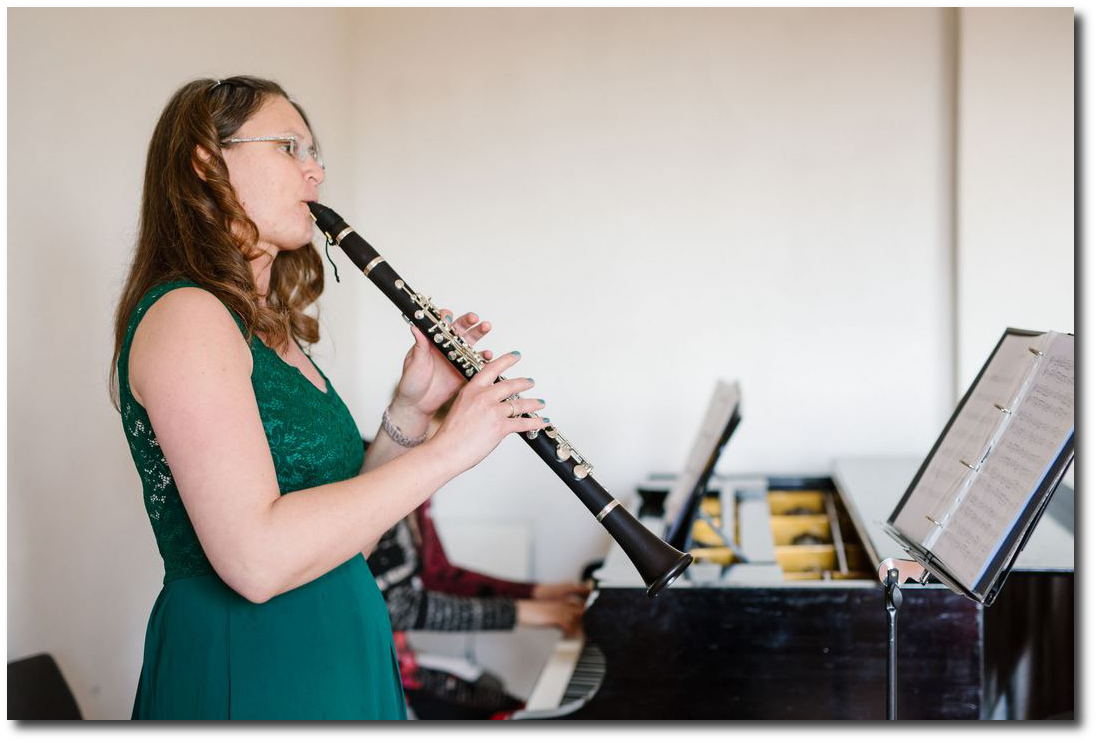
top-left (832, 456), bottom-right (1074, 573)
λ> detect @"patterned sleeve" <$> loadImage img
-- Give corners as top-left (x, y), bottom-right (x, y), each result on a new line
top-left (385, 582), bottom-right (517, 632)
top-left (367, 517), bottom-right (519, 632)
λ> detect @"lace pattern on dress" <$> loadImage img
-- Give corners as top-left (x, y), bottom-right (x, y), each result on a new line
top-left (118, 280), bottom-right (364, 584)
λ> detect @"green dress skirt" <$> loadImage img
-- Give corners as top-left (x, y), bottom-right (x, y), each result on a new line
top-left (119, 280), bottom-right (407, 720)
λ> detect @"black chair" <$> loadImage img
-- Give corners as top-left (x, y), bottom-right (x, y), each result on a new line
top-left (7, 653), bottom-right (82, 720)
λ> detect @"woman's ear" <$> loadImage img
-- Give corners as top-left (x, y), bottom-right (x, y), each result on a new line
top-left (193, 144), bottom-right (214, 182)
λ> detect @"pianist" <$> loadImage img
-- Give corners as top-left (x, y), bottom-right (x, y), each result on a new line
top-left (367, 395), bottom-right (589, 718)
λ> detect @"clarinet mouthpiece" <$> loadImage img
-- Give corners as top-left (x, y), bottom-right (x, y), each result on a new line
top-left (307, 201), bottom-right (341, 236)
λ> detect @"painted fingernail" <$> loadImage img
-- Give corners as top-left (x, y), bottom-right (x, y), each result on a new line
top-left (537, 398), bottom-right (545, 404)
top-left (543, 417), bottom-right (550, 423)
top-left (527, 377), bottom-right (535, 383)
top-left (510, 351), bottom-right (520, 356)
top-left (445, 313), bottom-right (453, 322)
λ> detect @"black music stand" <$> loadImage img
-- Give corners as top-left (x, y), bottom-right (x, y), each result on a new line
top-left (663, 395), bottom-right (743, 555)
top-left (875, 328), bottom-right (1074, 720)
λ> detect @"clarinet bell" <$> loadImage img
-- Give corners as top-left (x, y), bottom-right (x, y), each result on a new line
top-left (599, 505), bottom-right (693, 598)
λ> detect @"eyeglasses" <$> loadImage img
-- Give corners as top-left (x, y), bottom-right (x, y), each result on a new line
top-left (220, 135), bottom-right (325, 171)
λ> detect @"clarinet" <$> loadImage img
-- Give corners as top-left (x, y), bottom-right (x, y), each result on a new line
top-left (308, 202), bottom-right (692, 598)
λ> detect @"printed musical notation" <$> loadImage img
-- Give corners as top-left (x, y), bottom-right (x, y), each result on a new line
top-left (890, 331), bottom-right (1074, 593)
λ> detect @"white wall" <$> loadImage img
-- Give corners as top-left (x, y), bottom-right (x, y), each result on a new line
top-left (955, 8), bottom-right (1074, 388)
top-left (340, 5), bottom-right (957, 574)
top-left (6, 8), bottom-right (361, 720)
top-left (6, 7), bottom-right (1072, 719)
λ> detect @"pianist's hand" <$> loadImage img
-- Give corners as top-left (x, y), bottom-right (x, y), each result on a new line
top-left (531, 582), bottom-right (591, 602)
top-left (516, 599), bottom-right (584, 636)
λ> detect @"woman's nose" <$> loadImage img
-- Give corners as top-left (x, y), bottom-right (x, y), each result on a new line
top-left (303, 157), bottom-right (324, 186)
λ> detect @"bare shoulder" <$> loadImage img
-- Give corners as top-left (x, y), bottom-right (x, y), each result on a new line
top-left (129, 286), bottom-right (253, 408)
top-left (125, 286), bottom-right (281, 602)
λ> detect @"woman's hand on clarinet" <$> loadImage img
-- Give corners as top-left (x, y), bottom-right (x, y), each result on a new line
top-left (429, 351), bottom-right (546, 473)
top-left (516, 598), bottom-right (584, 636)
top-left (393, 310), bottom-right (493, 419)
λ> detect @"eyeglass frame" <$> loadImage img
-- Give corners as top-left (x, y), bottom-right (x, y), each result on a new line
top-left (219, 135), bottom-right (325, 171)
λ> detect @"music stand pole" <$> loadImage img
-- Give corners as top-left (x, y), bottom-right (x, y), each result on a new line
top-left (884, 567), bottom-right (902, 720)
top-left (877, 558), bottom-right (927, 720)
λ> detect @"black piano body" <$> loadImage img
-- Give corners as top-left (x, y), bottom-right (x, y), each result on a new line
top-left (517, 457), bottom-right (1073, 720)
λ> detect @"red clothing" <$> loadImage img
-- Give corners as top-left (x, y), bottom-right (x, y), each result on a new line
top-left (393, 631), bottom-right (422, 691)
top-left (416, 498), bottom-right (536, 600)
top-left (393, 497), bottom-right (534, 696)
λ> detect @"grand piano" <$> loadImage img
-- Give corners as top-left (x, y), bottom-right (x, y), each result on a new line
top-left (514, 457), bottom-right (1074, 720)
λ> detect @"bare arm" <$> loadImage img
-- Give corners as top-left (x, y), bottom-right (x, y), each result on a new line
top-left (129, 288), bottom-right (541, 604)
top-left (360, 406), bottom-right (430, 475)
top-left (357, 407), bottom-right (431, 556)
top-left (358, 307), bottom-right (495, 481)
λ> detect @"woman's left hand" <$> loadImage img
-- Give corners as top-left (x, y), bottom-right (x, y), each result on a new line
top-left (392, 310), bottom-right (494, 418)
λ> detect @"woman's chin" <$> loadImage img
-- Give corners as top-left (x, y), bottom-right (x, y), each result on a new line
top-left (268, 236), bottom-right (311, 253)
top-left (295, 220), bottom-right (317, 248)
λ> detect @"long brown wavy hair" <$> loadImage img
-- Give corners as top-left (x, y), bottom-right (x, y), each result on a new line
top-left (110, 75), bottom-right (325, 410)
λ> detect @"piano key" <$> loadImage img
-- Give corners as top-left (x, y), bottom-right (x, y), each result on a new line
top-left (516, 641), bottom-right (606, 718)
top-left (523, 637), bottom-right (584, 711)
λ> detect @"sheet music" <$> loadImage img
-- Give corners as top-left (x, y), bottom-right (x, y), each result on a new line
top-left (891, 332), bottom-right (1074, 592)
top-left (892, 333), bottom-right (1039, 545)
top-left (663, 380), bottom-right (741, 528)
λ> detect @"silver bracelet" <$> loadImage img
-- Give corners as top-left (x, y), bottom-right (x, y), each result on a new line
top-left (381, 406), bottom-right (428, 448)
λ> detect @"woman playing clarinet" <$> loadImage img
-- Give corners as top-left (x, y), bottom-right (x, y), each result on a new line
top-left (111, 75), bottom-right (545, 720)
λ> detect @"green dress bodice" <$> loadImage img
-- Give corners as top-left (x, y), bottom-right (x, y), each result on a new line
top-left (119, 279), bottom-right (406, 720)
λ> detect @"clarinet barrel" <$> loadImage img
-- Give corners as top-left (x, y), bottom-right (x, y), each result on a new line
top-left (308, 201), bottom-right (691, 597)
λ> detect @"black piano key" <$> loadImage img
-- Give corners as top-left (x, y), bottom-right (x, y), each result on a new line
top-left (558, 644), bottom-right (606, 705)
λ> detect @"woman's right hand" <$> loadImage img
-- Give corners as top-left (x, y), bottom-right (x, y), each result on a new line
top-left (428, 351), bottom-right (546, 474)
top-left (516, 598), bottom-right (584, 636)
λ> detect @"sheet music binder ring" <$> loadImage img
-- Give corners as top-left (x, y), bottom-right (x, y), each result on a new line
top-left (922, 332), bottom-right (1054, 534)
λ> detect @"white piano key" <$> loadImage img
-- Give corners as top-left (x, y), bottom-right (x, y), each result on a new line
top-left (524, 636), bottom-right (585, 711)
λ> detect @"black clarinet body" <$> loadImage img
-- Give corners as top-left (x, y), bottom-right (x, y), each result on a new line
top-left (308, 202), bottom-right (692, 597)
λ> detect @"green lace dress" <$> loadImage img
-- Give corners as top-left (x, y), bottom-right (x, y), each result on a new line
top-left (119, 279), bottom-right (407, 720)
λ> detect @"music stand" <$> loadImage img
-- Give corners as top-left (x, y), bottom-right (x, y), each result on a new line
top-left (875, 328), bottom-right (1074, 719)
top-left (663, 380), bottom-right (743, 555)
